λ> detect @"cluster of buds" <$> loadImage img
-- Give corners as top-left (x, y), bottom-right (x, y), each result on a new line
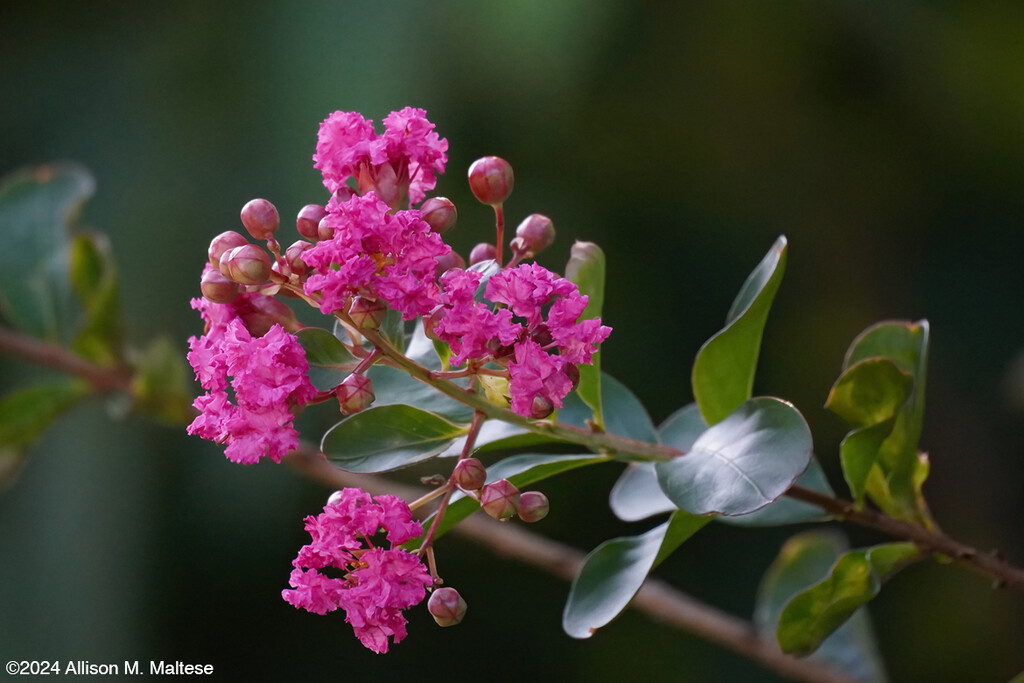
top-left (453, 457), bottom-right (550, 523)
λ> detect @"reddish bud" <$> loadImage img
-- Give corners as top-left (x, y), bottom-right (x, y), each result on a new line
top-left (200, 268), bottom-right (241, 304)
top-left (296, 204), bottom-right (327, 241)
top-left (284, 240), bottom-right (313, 276)
top-left (530, 395), bottom-right (555, 420)
top-left (349, 296), bottom-right (387, 329)
top-left (479, 479), bottom-right (520, 521)
top-left (563, 363), bottom-right (580, 390)
top-left (428, 587), bottom-right (467, 627)
top-left (469, 242), bottom-right (498, 266)
top-left (220, 244), bottom-right (272, 285)
top-left (317, 216), bottom-right (334, 242)
top-left (517, 491), bottom-right (550, 523)
top-left (420, 197), bottom-right (458, 234)
top-left (238, 294), bottom-right (298, 336)
top-left (336, 374), bottom-right (375, 414)
top-left (208, 230), bottom-right (249, 269)
top-left (434, 250), bottom-right (466, 274)
top-left (453, 458), bottom-right (487, 491)
top-left (511, 213), bottom-right (555, 256)
top-left (240, 198), bottom-right (280, 241)
top-left (468, 156), bottom-right (514, 206)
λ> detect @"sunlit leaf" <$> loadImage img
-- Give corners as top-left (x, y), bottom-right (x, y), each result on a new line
top-left (777, 541), bottom-right (919, 656)
top-left (691, 236), bottom-right (787, 425)
top-left (0, 164), bottom-right (94, 342)
top-left (655, 397), bottom-right (811, 516)
top-left (755, 531), bottom-right (890, 682)
top-left (322, 404), bottom-right (466, 473)
top-left (563, 511), bottom-right (710, 638)
top-left (717, 456), bottom-right (834, 527)
top-left (565, 241), bottom-right (606, 428)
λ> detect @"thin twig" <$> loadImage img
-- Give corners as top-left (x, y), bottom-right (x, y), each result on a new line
top-left (0, 325), bottom-right (132, 392)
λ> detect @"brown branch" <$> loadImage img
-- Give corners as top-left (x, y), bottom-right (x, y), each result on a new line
top-left (0, 325), bottom-right (132, 393)
top-left (285, 445), bottom-right (859, 683)
top-left (786, 485), bottom-right (1024, 590)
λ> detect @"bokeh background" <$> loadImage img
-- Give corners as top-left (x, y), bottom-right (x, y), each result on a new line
top-left (3, 2), bottom-right (1024, 681)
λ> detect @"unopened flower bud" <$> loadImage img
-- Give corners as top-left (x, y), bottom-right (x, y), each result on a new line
top-left (336, 374), bottom-right (375, 414)
top-left (512, 213), bottom-right (555, 255)
top-left (220, 244), bottom-right (272, 285)
top-left (453, 458), bottom-right (487, 491)
top-left (317, 216), bottom-right (334, 242)
top-left (469, 242), bottom-right (497, 266)
top-left (434, 250), bottom-right (465, 274)
top-left (563, 363), bottom-right (580, 390)
top-left (208, 230), bottom-right (249, 269)
top-left (530, 394), bottom-right (555, 419)
top-left (240, 198), bottom-right (280, 241)
top-left (200, 267), bottom-right (241, 304)
top-left (479, 479), bottom-right (520, 521)
top-left (420, 197), bottom-right (458, 234)
top-left (296, 204), bottom-right (327, 241)
top-left (238, 294), bottom-right (298, 336)
top-left (517, 491), bottom-right (550, 523)
top-left (428, 587), bottom-right (467, 627)
top-left (349, 296), bottom-right (386, 329)
top-left (468, 156), bottom-right (514, 206)
top-left (284, 240), bottom-right (313, 276)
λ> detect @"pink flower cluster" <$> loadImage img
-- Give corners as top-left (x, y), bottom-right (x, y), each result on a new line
top-left (186, 286), bottom-right (317, 464)
top-left (282, 488), bottom-right (433, 654)
top-left (434, 264), bottom-right (612, 416)
top-left (314, 107), bottom-right (448, 208)
top-left (301, 192), bottom-right (449, 320)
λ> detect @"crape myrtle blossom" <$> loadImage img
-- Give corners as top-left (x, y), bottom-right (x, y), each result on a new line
top-left (301, 192), bottom-right (449, 320)
top-left (314, 107), bottom-right (448, 209)
top-left (282, 488), bottom-right (433, 654)
top-left (433, 263), bottom-right (612, 417)
top-left (186, 282), bottom-right (317, 464)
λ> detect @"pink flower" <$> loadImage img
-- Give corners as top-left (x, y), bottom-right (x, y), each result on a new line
top-left (508, 339), bottom-right (574, 416)
top-left (282, 489), bottom-right (433, 654)
top-left (187, 296), bottom-right (316, 464)
top-left (313, 107), bottom-right (448, 208)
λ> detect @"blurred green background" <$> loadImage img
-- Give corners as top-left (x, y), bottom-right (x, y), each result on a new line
top-left (2, 2), bottom-right (1024, 681)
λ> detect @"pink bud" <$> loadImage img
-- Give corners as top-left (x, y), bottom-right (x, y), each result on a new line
top-left (336, 374), bottom-right (375, 414)
top-left (428, 587), bottom-right (467, 627)
top-left (284, 240), bottom-right (313, 276)
top-left (434, 250), bottom-right (466, 274)
top-left (296, 204), bottom-right (327, 241)
top-left (420, 197), bottom-right (458, 234)
top-left (207, 230), bottom-right (249, 269)
top-left (517, 491), bottom-right (550, 523)
top-left (530, 395), bottom-right (554, 420)
top-left (200, 268), bottom-right (241, 304)
top-left (453, 458), bottom-right (487, 491)
top-left (238, 294), bottom-right (298, 337)
top-left (511, 213), bottom-right (555, 256)
top-left (479, 479), bottom-right (520, 521)
top-left (469, 242), bottom-right (498, 266)
top-left (219, 244), bottom-right (271, 285)
top-left (349, 296), bottom-right (387, 329)
top-left (468, 156), bottom-right (514, 206)
top-left (240, 198), bottom-right (280, 241)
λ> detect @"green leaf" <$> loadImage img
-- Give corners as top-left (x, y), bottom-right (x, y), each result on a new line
top-left (831, 320), bottom-right (931, 522)
top-left (565, 241), bottom-right (607, 428)
top-left (0, 164), bottom-right (94, 342)
top-left (405, 453), bottom-right (608, 548)
top-left (562, 511), bottom-right (711, 638)
top-left (655, 397), bottom-right (811, 516)
top-left (717, 456), bottom-right (834, 527)
top-left (131, 334), bottom-right (194, 424)
top-left (68, 232), bottom-right (122, 365)
top-left (777, 541), bottom-right (919, 656)
top-left (321, 404), bottom-right (466, 473)
top-left (297, 327), bottom-right (357, 390)
top-left (691, 236), bottom-right (787, 425)
top-left (379, 306), bottom-right (407, 354)
top-left (562, 372), bottom-right (656, 445)
top-left (367, 365), bottom-right (475, 423)
top-left (609, 403), bottom-right (705, 521)
top-left (755, 531), bottom-right (890, 682)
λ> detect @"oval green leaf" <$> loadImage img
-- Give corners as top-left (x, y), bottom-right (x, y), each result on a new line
top-left (565, 241), bottom-right (607, 428)
top-left (655, 397), bottom-right (811, 516)
top-left (561, 372), bottom-right (656, 445)
top-left (777, 541), bottom-right (919, 656)
top-left (321, 404), bottom-right (466, 473)
top-left (297, 327), bottom-right (357, 390)
top-left (563, 511), bottom-right (710, 638)
top-left (691, 236), bottom-right (787, 425)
